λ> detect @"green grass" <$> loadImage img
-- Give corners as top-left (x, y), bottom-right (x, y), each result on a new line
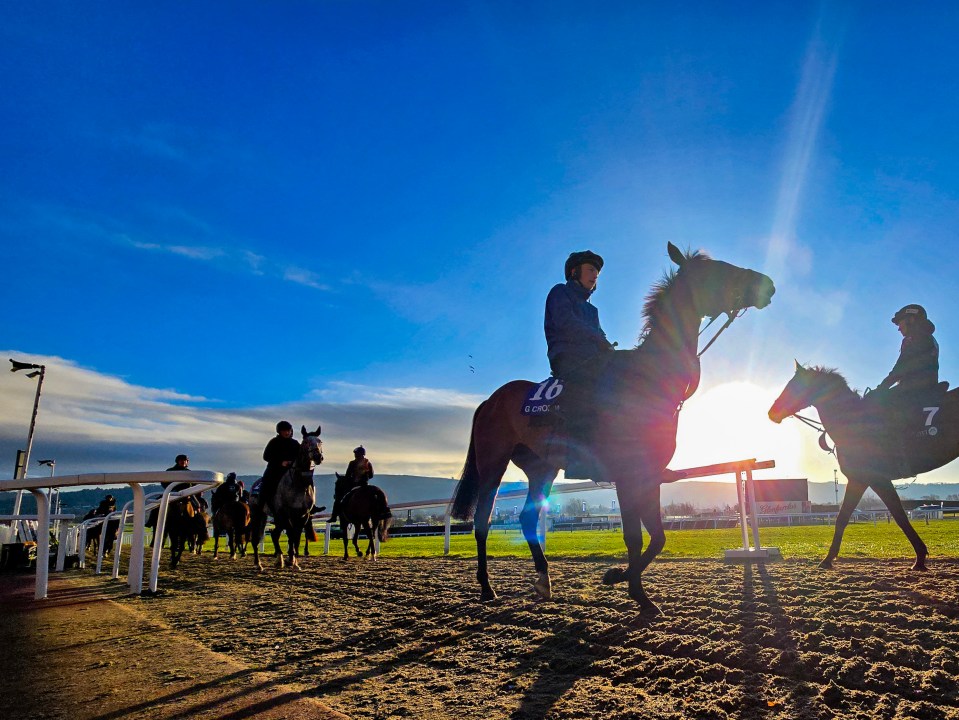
top-left (364, 518), bottom-right (959, 560)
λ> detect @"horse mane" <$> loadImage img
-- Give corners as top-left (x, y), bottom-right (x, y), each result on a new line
top-left (805, 364), bottom-right (862, 398)
top-left (638, 247), bottom-right (711, 344)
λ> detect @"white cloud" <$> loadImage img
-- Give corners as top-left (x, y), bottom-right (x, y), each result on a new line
top-left (0, 351), bottom-right (477, 479)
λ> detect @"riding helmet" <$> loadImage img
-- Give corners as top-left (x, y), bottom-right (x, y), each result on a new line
top-left (276, 420), bottom-right (293, 433)
top-left (353, 446), bottom-right (366, 456)
top-left (891, 304), bottom-right (928, 324)
top-left (564, 250), bottom-right (604, 280)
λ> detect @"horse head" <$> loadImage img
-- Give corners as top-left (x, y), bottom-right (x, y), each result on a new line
top-left (668, 242), bottom-right (775, 321)
top-left (768, 361), bottom-right (851, 423)
top-left (300, 424), bottom-right (324, 467)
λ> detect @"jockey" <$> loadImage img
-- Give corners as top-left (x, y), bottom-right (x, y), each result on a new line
top-left (256, 421), bottom-right (301, 512)
top-left (345, 446), bottom-right (375, 487)
top-left (878, 304), bottom-right (940, 399)
top-left (211, 472), bottom-right (240, 516)
top-left (544, 250), bottom-right (615, 478)
top-left (161, 454), bottom-right (202, 511)
top-left (329, 446), bottom-right (374, 525)
top-left (874, 304), bottom-right (940, 475)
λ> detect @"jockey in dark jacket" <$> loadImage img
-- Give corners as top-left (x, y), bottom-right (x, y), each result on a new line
top-left (329, 446), bottom-right (374, 525)
top-left (874, 304), bottom-right (941, 476)
top-left (544, 250), bottom-right (614, 380)
top-left (256, 421), bottom-right (301, 512)
top-left (878, 304), bottom-right (939, 397)
top-left (543, 250), bottom-right (615, 478)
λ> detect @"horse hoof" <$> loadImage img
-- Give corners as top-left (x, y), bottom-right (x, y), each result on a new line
top-left (818, 558), bottom-right (834, 570)
top-left (602, 567), bottom-right (628, 585)
top-left (911, 560), bottom-right (928, 571)
top-left (533, 572), bottom-right (552, 600)
top-left (639, 601), bottom-right (662, 616)
top-left (480, 588), bottom-right (498, 602)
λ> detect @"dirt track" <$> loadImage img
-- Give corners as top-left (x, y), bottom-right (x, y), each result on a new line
top-left (95, 552), bottom-right (959, 720)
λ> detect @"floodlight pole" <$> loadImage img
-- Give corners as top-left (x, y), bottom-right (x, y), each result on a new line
top-left (10, 361), bottom-right (46, 527)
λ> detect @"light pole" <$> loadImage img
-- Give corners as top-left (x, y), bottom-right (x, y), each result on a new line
top-left (9, 359), bottom-right (46, 527)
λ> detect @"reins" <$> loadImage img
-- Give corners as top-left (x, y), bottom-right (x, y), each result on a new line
top-left (697, 309), bottom-right (746, 358)
top-left (787, 412), bottom-right (836, 455)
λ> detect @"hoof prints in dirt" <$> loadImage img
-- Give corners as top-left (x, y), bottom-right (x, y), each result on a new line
top-left (124, 556), bottom-right (959, 719)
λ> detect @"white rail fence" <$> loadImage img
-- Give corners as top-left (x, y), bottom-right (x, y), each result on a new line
top-left (0, 471), bottom-right (221, 599)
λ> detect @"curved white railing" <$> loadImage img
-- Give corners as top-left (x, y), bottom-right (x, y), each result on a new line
top-left (0, 471), bottom-right (221, 599)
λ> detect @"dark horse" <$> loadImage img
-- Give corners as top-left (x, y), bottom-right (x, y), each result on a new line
top-left (768, 362), bottom-right (957, 570)
top-left (164, 497), bottom-right (196, 569)
top-left (450, 243), bottom-right (775, 611)
top-left (212, 499), bottom-right (250, 560)
top-left (334, 472), bottom-right (393, 560)
top-left (250, 425), bottom-right (323, 571)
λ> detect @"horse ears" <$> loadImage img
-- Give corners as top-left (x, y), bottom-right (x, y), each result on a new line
top-left (667, 242), bottom-right (685, 267)
top-left (301, 425), bottom-right (308, 437)
top-left (314, 424), bottom-right (321, 436)
top-left (794, 359), bottom-right (802, 371)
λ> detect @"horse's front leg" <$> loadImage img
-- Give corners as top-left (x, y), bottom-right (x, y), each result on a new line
top-left (820, 480), bottom-right (867, 569)
top-left (351, 525), bottom-right (363, 557)
top-left (288, 525), bottom-right (302, 570)
top-left (518, 490), bottom-right (551, 600)
top-left (604, 482), bottom-right (663, 614)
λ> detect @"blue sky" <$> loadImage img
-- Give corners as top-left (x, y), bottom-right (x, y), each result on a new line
top-left (3, 3), bottom-right (959, 486)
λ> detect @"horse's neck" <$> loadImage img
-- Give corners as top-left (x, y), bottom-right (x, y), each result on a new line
top-left (637, 280), bottom-right (701, 395)
top-left (812, 381), bottom-right (863, 438)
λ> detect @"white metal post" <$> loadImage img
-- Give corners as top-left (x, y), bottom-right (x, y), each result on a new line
top-left (735, 470), bottom-right (750, 550)
top-left (55, 521), bottom-right (70, 571)
top-left (746, 466), bottom-right (762, 552)
top-left (128, 485), bottom-right (147, 594)
top-left (323, 521), bottom-right (331, 555)
top-left (443, 514), bottom-right (451, 555)
top-left (149, 486), bottom-right (176, 593)
top-left (28, 488), bottom-right (50, 600)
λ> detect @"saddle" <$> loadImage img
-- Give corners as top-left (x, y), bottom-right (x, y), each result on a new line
top-left (521, 377), bottom-right (601, 479)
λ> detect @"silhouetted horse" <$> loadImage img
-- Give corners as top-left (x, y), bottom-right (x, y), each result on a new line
top-left (188, 507), bottom-right (210, 554)
top-left (82, 508), bottom-right (119, 558)
top-left (768, 362), bottom-right (957, 570)
top-left (164, 497), bottom-right (196, 569)
top-left (212, 500), bottom-right (250, 560)
top-left (450, 243), bottom-right (775, 611)
top-left (250, 425), bottom-right (324, 571)
top-left (336, 473), bottom-right (392, 560)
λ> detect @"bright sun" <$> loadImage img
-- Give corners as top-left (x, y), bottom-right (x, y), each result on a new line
top-left (671, 382), bottom-right (803, 476)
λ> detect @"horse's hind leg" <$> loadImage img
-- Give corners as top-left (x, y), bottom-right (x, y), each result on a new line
top-left (872, 480), bottom-right (929, 570)
top-left (212, 532), bottom-right (220, 560)
top-left (820, 479), bottom-right (868, 569)
top-left (473, 475), bottom-right (504, 602)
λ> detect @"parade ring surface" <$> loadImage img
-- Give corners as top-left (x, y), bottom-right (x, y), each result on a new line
top-left (3, 554), bottom-right (957, 719)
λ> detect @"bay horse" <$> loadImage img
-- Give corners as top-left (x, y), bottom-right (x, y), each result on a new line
top-left (250, 424), bottom-right (323, 571)
top-left (334, 472), bottom-right (393, 560)
top-left (212, 500), bottom-right (250, 560)
top-left (450, 243), bottom-right (775, 612)
top-left (768, 362), bottom-right (956, 570)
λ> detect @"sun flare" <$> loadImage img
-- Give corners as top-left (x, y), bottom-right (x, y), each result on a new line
top-left (672, 382), bottom-right (803, 476)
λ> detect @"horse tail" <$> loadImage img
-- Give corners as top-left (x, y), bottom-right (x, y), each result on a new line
top-left (450, 401), bottom-right (485, 521)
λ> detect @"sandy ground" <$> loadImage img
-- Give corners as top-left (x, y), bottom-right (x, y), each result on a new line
top-left (2, 551), bottom-right (958, 719)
